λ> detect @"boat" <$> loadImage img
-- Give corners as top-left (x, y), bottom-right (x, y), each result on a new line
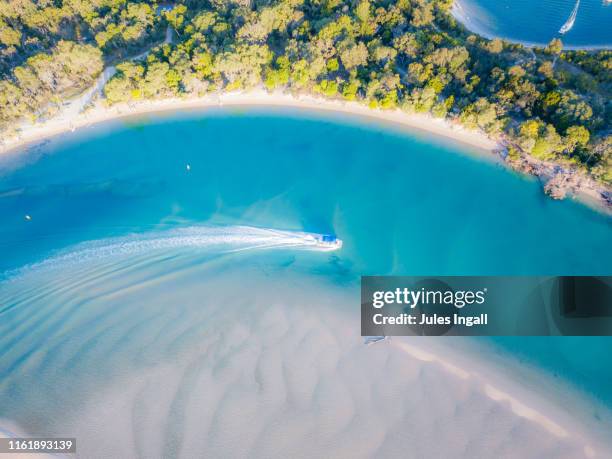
top-left (559, 0), bottom-right (580, 34)
top-left (304, 234), bottom-right (343, 251)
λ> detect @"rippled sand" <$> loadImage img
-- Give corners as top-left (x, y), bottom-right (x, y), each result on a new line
top-left (1, 234), bottom-right (611, 458)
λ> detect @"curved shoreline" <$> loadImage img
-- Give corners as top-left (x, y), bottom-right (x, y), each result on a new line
top-left (395, 337), bottom-right (612, 458)
top-left (0, 90), bottom-right (499, 156)
top-left (1, 89), bottom-right (609, 215)
top-left (451, 0), bottom-right (612, 51)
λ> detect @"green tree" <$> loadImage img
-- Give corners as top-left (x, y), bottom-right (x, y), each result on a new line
top-left (485, 38), bottom-right (503, 54)
top-left (564, 125), bottom-right (590, 151)
top-left (342, 79), bottom-right (360, 100)
top-left (538, 61), bottom-right (554, 79)
top-left (339, 42), bottom-right (368, 70)
top-left (546, 38), bottom-right (563, 55)
top-left (553, 90), bottom-right (592, 130)
top-left (163, 5), bottom-right (188, 32)
top-left (142, 61), bottom-right (171, 98)
top-left (315, 79), bottom-right (339, 96)
top-left (459, 98), bottom-right (499, 133)
top-left (411, 1), bottom-right (434, 27)
top-left (214, 44), bottom-right (272, 88)
top-left (264, 56), bottom-right (290, 89)
top-left (518, 119), bottom-right (563, 160)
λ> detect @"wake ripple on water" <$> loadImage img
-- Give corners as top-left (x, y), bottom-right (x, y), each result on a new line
top-left (0, 225), bottom-right (339, 283)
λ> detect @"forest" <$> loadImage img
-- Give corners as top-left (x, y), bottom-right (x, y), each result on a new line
top-left (0, 0), bottom-right (610, 186)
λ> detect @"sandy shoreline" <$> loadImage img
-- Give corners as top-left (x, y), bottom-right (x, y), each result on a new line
top-left (413, 337), bottom-right (612, 457)
top-left (1, 89), bottom-right (610, 215)
top-left (395, 337), bottom-right (612, 458)
top-left (0, 89), bottom-right (499, 156)
top-left (450, 1), bottom-right (612, 51)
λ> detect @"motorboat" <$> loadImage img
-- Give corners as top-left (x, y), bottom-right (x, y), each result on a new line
top-left (304, 234), bottom-right (343, 251)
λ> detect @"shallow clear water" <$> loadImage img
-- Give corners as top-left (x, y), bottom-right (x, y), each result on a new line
top-left (1, 108), bottom-right (610, 275)
top-left (454, 0), bottom-right (612, 48)
top-left (0, 108), bottom-right (611, 449)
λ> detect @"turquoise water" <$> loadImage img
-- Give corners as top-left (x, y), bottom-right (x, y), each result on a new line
top-left (1, 108), bottom-right (610, 275)
top-left (484, 337), bottom-right (612, 407)
top-left (454, 0), bottom-right (612, 49)
top-left (1, 109), bottom-right (611, 445)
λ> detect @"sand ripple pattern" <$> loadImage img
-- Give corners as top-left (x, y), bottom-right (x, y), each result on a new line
top-left (0, 231), bottom-right (608, 458)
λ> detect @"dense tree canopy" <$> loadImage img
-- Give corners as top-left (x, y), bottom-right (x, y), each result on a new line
top-left (0, 0), bottom-right (163, 131)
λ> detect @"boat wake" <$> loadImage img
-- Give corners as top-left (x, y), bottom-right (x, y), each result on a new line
top-left (1, 225), bottom-right (342, 282)
top-left (559, 0), bottom-right (580, 34)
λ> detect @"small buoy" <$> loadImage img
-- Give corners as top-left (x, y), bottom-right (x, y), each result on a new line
top-left (186, 164), bottom-right (191, 171)
top-left (25, 214), bottom-right (32, 221)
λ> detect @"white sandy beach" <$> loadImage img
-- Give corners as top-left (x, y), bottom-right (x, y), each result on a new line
top-left (4, 86), bottom-right (610, 214)
top-left (0, 89), bottom-right (499, 157)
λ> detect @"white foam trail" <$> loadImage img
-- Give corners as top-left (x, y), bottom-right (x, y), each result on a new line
top-left (559, 0), bottom-right (580, 34)
top-left (2, 226), bottom-right (339, 281)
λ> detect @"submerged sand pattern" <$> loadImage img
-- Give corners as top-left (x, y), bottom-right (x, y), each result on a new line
top-left (0, 237), bottom-right (610, 458)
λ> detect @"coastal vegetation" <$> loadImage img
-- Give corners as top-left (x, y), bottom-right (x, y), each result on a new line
top-left (0, 0), bottom-right (610, 193)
